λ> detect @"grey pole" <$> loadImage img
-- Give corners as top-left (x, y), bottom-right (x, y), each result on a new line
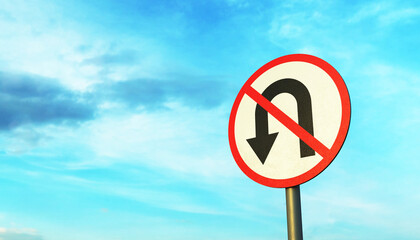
top-left (285, 185), bottom-right (303, 240)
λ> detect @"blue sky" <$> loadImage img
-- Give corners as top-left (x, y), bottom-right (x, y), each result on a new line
top-left (0, 0), bottom-right (419, 239)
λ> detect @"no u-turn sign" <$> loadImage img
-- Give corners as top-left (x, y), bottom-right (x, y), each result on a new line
top-left (229, 54), bottom-right (351, 188)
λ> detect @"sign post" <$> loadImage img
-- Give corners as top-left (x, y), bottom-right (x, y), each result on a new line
top-left (286, 186), bottom-right (303, 240)
top-left (228, 54), bottom-right (351, 239)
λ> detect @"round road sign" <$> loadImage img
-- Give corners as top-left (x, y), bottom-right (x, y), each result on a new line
top-left (228, 54), bottom-right (351, 188)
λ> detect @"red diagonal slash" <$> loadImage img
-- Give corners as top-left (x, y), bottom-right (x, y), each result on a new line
top-left (245, 85), bottom-right (330, 158)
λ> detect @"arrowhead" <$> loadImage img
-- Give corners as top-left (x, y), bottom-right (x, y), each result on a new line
top-left (246, 132), bottom-right (278, 164)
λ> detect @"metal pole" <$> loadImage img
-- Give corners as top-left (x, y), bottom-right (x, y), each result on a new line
top-left (285, 185), bottom-right (303, 240)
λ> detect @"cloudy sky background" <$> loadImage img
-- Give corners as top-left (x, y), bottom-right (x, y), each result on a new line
top-left (0, 0), bottom-right (419, 239)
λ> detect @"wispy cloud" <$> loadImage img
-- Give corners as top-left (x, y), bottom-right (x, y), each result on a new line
top-left (60, 106), bottom-right (235, 177)
top-left (267, 1), bottom-right (420, 63)
top-left (0, 72), bottom-right (95, 130)
top-left (360, 63), bottom-right (420, 98)
top-left (93, 76), bottom-right (234, 110)
top-left (349, 1), bottom-right (420, 25)
top-left (82, 50), bottom-right (139, 67)
top-left (0, 1), bottom-right (419, 239)
top-left (379, 7), bottom-right (420, 25)
top-left (0, 228), bottom-right (42, 240)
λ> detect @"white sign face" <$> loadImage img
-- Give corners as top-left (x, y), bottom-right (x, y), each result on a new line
top-left (228, 54), bottom-right (351, 188)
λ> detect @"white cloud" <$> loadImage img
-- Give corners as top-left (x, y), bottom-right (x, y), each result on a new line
top-left (0, 2), bottom-right (418, 239)
top-left (347, 2), bottom-right (389, 23)
top-left (0, 101), bottom-right (239, 182)
top-left (63, 105), bottom-right (240, 178)
top-left (225, 0), bottom-right (250, 8)
top-left (361, 63), bottom-right (420, 98)
top-left (379, 7), bottom-right (420, 25)
top-left (2, 127), bottom-right (45, 155)
top-left (267, 1), bottom-right (420, 64)
top-left (0, 228), bottom-right (37, 235)
top-left (0, 228), bottom-right (42, 240)
top-left (272, 22), bottom-right (303, 39)
top-left (0, 0), bottom-right (170, 92)
top-left (348, 1), bottom-right (420, 26)
top-left (303, 188), bottom-right (386, 227)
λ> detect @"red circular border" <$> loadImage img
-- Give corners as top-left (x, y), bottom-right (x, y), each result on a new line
top-left (228, 54), bottom-right (351, 188)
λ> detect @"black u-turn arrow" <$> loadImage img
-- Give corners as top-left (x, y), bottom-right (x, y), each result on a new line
top-left (247, 79), bottom-right (315, 164)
